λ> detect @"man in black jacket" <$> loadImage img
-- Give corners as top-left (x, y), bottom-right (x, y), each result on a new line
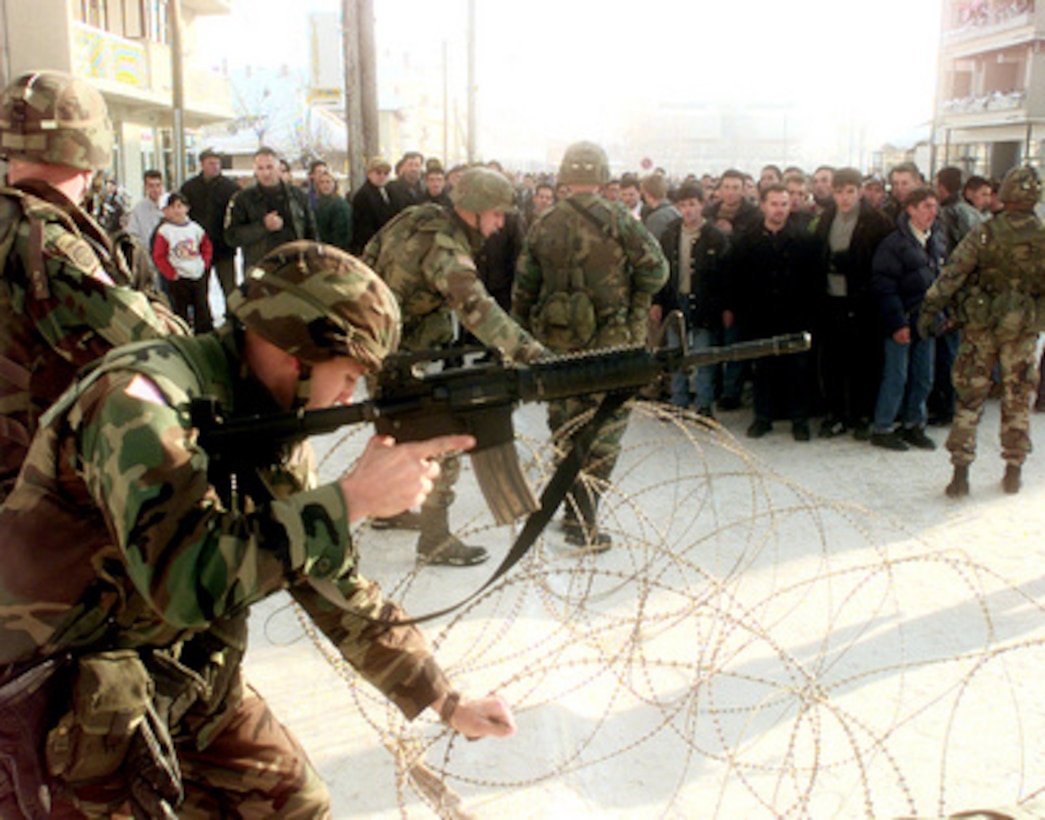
top-left (181, 147), bottom-right (240, 305)
top-left (387, 151), bottom-right (425, 214)
top-left (869, 187), bottom-right (945, 452)
top-left (727, 184), bottom-right (821, 441)
top-left (349, 156), bottom-right (396, 255)
top-left (812, 167), bottom-right (894, 439)
top-left (224, 147), bottom-right (317, 270)
top-left (651, 181), bottom-right (729, 417)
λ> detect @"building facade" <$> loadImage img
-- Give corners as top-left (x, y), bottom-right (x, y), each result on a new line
top-left (934, 0), bottom-right (1045, 178)
top-left (0, 0), bottom-right (233, 197)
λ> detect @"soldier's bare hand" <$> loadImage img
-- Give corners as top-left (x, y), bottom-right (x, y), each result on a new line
top-left (339, 434), bottom-right (475, 523)
top-left (441, 693), bottom-right (517, 740)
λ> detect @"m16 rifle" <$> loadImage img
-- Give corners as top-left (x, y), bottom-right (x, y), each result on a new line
top-left (193, 331), bottom-right (812, 527)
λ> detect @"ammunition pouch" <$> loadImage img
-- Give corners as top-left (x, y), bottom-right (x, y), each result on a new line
top-left (46, 650), bottom-right (153, 784)
top-left (44, 650), bottom-right (184, 818)
top-left (991, 291), bottom-right (1038, 339)
top-left (532, 290), bottom-right (597, 353)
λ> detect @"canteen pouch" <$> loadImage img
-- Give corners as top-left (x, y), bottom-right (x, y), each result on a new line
top-left (532, 290), bottom-right (597, 352)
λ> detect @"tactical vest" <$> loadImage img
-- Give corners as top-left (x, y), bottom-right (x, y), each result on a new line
top-left (364, 204), bottom-right (462, 350)
top-left (957, 213), bottom-right (1045, 337)
top-left (0, 184), bottom-right (146, 500)
top-left (530, 197), bottom-right (632, 353)
top-left (1, 332), bottom-right (247, 761)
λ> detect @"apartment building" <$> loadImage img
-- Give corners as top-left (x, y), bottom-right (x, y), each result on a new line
top-left (0, 0), bottom-right (233, 193)
top-left (935, 0), bottom-right (1045, 177)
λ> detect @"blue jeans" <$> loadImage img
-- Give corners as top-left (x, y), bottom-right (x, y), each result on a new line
top-left (872, 335), bottom-right (935, 433)
top-left (668, 325), bottom-right (716, 409)
top-left (721, 323), bottom-right (744, 400)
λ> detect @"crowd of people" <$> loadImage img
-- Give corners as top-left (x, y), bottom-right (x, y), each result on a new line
top-left (4, 65), bottom-right (1045, 817)
top-left (82, 132), bottom-right (1045, 498)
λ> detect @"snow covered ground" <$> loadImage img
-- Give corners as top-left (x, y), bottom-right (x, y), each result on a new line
top-left (241, 392), bottom-right (1045, 819)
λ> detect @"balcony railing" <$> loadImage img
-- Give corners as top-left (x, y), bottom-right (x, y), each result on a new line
top-left (941, 89), bottom-right (1027, 113)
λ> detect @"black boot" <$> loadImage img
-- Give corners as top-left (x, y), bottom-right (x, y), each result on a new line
top-left (416, 506), bottom-right (488, 566)
top-left (1002, 464), bottom-right (1022, 494)
top-left (562, 480), bottom-right (612, 553)
top-left (945, 465), bottom-right (970, 498)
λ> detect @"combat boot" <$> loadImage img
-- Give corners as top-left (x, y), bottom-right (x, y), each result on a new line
top-left (1002, 464), bottom-right (1022, 495)
top-left (945, 465), bottom-right (970, 498)
top-left (416, 505), bottom-right (488, 566)
top-left (562, 481), bottom-right (611, 553)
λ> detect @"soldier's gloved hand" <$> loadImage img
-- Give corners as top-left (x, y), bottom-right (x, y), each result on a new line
top-left (126, 701), bottom-right (182, 820)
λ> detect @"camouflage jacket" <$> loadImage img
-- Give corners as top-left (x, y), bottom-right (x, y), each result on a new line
top-left (0, 179), bottom-right (178, 501)
top-left (0, 327), bottom-right (449, 721)
top-left (512, 192), bottom-right (668, 352)
top-left (922, 209), bottom-right (1045, 338)
top-left (361, 203), bottom-right (542, 360)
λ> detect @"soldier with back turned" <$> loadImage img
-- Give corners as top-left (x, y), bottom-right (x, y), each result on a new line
top-left (512, 141), bottom-right (668, 551)
top-left (920, 166), bottom-right (1045, 497)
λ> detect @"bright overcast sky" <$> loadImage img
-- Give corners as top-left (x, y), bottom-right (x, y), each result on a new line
top-left (197, 0), bottom-right (944, 167)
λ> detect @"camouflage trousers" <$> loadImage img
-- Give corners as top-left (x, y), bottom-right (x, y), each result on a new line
top-left (547, 393), bottom-right (632, 486)
top-left (945, 326), bottom-right (1039, 467)
top-left (55, 683), bottom-right (331, 819)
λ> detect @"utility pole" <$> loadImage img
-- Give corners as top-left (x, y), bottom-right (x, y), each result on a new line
top-left (357, 0), bottom-right (378, 163)
top-left (342, 0), bottom-right (365, 191)
top-left (170, 0), bottom-right (186, 187)
top-left (466, 0), bottom-right (476, 162)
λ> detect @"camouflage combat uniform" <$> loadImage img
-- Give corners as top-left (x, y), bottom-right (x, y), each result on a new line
top-left (361, 170), bottom-right (542, 565)
top-left (361, 202), bottom-right (541, 360)
top-left (0, 71), bottom-right (177, 501)
top-left (0, 244), bottom-right (450, 817)
top-left (512, 142), bottom-right (668, 546)
top-left (921, 167), bottom-right (1045, 487)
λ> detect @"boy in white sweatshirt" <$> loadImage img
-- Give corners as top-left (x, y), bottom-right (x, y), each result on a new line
top-left (152, 192), bottom-right (214, 332)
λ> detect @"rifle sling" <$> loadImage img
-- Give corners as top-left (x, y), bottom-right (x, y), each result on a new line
top-left (308, 389), bottom-right (633, 626)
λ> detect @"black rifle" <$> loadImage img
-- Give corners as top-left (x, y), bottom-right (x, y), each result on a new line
top-left (193, 331), bottom-right (812, 527)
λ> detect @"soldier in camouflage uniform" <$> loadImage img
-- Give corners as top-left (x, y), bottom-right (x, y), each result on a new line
top-left (919, 166), bottom-right (1045, 497)
top-left (0, 241), bottom-right (516, 818)
top-left (361, 166), bottom-right (544, 566)
top-left (0, 70), bottom-right (178, 501)
top-left (512, 141), bottom-right (669, 550)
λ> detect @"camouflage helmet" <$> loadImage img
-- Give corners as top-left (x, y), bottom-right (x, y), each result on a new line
top-left (449, 167), bottom-right (516, 213)
top-left (557, 141), bottom-right (610, 186)
top-left (228, 241), bottom-right (401, 372)
top-left (0, 71), bottom-right (112, 171)
top-left (998, 166), bottom-right (1042, 207)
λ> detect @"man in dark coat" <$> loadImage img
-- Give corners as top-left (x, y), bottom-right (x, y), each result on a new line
top-left (651, 180), bottom-right (730, 416)
top-left (349, 156), bottom-right (396, 255)
top-left (812, 167), bottom-right (894, 439)
top-left (224, 147), bottom-right (317, 270)
top-left (726, 184), bottom-right (821, 441)
top-left (181, 147), bottom-right (240, 304)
